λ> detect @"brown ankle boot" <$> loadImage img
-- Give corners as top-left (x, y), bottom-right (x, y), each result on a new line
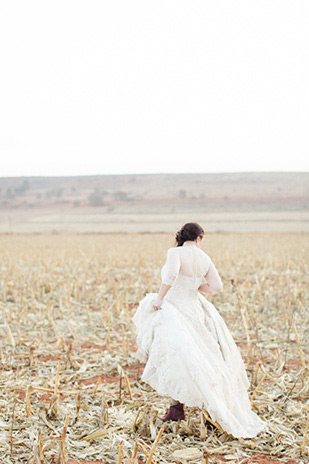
top-left (158, 403), bottom-right (185, 422)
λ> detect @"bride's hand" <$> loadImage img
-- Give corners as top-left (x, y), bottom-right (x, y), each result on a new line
top-left (153, 297), bottom-right (163, 311)
top-left (198, 282), bottom-right (213, 293)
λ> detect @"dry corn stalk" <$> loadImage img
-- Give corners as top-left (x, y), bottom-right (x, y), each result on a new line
top-left (250, 369), bottom-right (269, 401)
top-left (145, 424), bottom-right (165, 464)
top-left (123, 374), bottom-right (133, 400)
top-left (129, 439), bottom-right (139, 464)
top-left (117, 440), bottom-right (123, 464)
top-left (301, 414), bottom-right (309, 455)
top-left (59, 413), bottom-right (70, 464)
top-left (292, 322), bottom-right (306, 369)
top-left (136, 439), bottom-right (155, 464)
top-left (202, 448), bottom-right (210, 464)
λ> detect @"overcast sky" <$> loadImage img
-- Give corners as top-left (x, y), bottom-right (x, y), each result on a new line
top-left (0, 1), bottom-right (308, 177)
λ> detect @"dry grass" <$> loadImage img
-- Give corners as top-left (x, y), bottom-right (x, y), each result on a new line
top-left (0, 233), bottom-right (308, 464)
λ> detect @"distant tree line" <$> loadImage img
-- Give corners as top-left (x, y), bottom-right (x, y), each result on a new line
top-left (2, 180), bottom-right (30, 198)
top-left (88, 188), bottom-right (132, 206)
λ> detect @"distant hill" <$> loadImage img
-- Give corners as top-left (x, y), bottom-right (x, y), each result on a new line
top-left (0, 172), bottom-right (308, 213)
top-left (0, 172), bottom-right (308, 232)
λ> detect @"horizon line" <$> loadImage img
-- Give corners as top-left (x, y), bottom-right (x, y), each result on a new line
top-left (1, 170), bottom-right (308, 180)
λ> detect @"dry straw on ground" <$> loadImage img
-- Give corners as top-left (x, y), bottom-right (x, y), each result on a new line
top-left (0, 232), bottom-right (308, 464)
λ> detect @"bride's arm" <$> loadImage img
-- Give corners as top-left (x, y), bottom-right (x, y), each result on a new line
top-left (153, 248), bottom-right (180, 310)
top-left (153, 282), bottom-right (172, 310)
top-left (199, 261), bottom-right (223, 294)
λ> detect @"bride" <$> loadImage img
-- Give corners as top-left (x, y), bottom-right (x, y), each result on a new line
top-left (132, 222), bottom-right (268, 438)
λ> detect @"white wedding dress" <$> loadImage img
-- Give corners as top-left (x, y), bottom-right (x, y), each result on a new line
top-left (132, 241), bottom-right (269, 438)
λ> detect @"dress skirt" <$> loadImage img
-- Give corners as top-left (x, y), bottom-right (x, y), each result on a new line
top-left (132, 282), bottom-right (269, 439)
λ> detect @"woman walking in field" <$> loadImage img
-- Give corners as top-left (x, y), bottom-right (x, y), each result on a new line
top-left (132, 223), bottom-right (268, 438)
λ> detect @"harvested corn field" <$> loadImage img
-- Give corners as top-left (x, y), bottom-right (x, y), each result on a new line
top-left (0, 233), bottom-right (308, 464)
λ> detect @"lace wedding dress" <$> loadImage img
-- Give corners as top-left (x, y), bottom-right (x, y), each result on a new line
top-left (132, 241), bottom-right (268, 438)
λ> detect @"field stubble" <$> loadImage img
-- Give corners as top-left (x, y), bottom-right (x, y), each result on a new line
top-left (0, 233), bottom-right (308, 464)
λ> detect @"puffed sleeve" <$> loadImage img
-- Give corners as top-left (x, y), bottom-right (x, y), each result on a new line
top-left (161, 247), bottom-right (181, 286)
top-left (205, 260), bottom-right (223, 292)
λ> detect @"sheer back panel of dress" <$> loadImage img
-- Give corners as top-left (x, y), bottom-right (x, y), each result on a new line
top-left (178, 244), bottom-right (209, 277)
top-left (161, 242), bottom-right (212, 286)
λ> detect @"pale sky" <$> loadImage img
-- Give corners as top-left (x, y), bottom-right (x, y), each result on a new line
top-left (0, 1), bottom-right (308, 177)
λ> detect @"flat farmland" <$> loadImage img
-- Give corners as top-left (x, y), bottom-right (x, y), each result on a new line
top-left (0, 209), bottom-right (309, 233)
top-left (0, 233), bottom-right (308, 463)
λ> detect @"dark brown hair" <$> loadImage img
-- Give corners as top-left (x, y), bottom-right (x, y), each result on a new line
top-left (175, 222), bottom-right (204, 247)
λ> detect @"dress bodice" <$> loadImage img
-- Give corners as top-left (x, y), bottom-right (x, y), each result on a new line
top-left (164, 273), bottom-right (204, 311)
top-left (170, 273), bottom-right (204, 294)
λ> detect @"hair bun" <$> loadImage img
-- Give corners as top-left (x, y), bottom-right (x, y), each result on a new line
top-left (175, 222), bottom-right (204, 247)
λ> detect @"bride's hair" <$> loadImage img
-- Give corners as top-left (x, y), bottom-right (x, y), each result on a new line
top-left (175, 222), bottom-right (204, 247)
